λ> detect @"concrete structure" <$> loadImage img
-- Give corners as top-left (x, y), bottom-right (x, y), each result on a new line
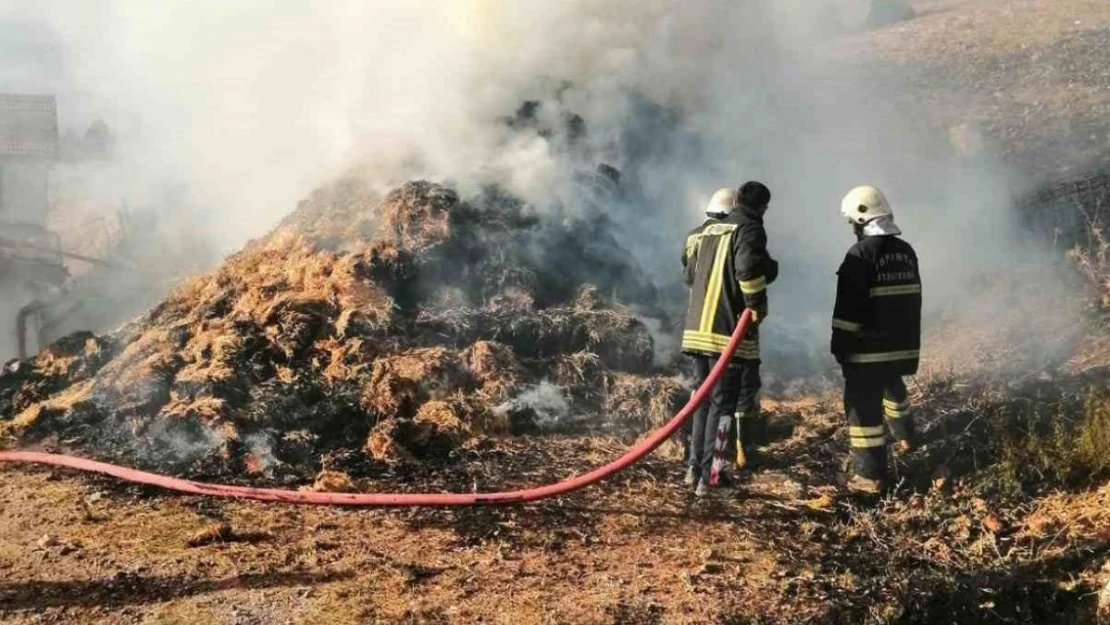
top-left (0, 93), bottom-right (58, 226)
top-left (0, 94), bottom-right (63, 361)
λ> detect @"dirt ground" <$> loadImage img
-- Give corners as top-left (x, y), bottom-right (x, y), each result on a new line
top-left (836, 0), bottom-right (1110, 180)
top-left (3, 386), bottom-right (1110, 625)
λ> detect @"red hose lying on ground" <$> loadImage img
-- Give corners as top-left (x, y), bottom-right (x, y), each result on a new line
top-left (0, 312), bottom-right (751, 507)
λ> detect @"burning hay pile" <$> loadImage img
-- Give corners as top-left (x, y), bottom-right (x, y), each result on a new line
top-left (0, 178), bottom-right (686, 483)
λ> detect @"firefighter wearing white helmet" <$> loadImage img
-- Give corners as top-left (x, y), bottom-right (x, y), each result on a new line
top-left (681, 183), bottom-right (778, 497)
top-left (841, 185), bottom-right (892, 223)
top-left (706, 187), bottom-right (739, 217)
top-left (831, 185), bottom-right (921, 495)
top-left (680, 189), bottom-right (736, 285)
top-left (678, 190), bottom-right (734, 474)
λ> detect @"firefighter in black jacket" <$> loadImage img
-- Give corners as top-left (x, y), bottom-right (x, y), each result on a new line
top-left (831, 186), bottom-right (921, 494)
top-left (681, 183), bottom-right (778, 497)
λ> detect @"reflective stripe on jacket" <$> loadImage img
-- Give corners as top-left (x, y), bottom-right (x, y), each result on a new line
top-left (682, 206), bottom-right (777, 361)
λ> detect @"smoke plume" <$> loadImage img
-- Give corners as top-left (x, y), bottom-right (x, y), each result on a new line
top-left (0, 1), bottom-right (1083, 373)
top-left (497, 381), bottom-right (572, 430)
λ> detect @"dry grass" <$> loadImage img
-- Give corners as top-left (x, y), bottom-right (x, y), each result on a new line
top-left (305, 469), bottom-right (359, 494)
top-left (1070, 221), bottom-right (1110, 313)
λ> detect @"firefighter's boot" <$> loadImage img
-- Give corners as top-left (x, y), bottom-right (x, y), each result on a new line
top-left (843, 457), bottom-right (885, 495)
top-left (695, 480), bottom-right (711, 498)
top-left (735, 409), bottom-right (763, 471)
top-left (683, 466), bottom-right (697, 487)
top-left (846, 474), bottom-right (884, 495)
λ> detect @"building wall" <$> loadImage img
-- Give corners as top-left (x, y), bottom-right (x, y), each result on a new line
top-left (0, 158), bottom-right (49, 226)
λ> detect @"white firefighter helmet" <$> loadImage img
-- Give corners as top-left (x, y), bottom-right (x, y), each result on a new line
top-left (706, 187), bottom-right (737, 217)
top-left (840, 185), bottom-right (893, 225)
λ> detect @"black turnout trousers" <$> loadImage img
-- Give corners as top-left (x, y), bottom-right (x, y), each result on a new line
top-left (687, 355), bottom-right (761, 482)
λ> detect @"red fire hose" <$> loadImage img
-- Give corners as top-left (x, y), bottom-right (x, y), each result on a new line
top-left (0, 312), bottom-right (751, 507)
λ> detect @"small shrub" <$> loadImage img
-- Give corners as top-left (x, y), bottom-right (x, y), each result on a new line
top-left (994, 388), bottom-right (1110, 492)
top-left (1067, 219), bottom-right (1110, 314)
top-left (1077, 390), bottom-right (1110, 475)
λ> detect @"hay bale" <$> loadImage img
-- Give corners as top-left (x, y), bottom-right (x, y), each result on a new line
top-left (487, 286), bottom-right (535, 313)
top-left (0, 361), bottom-right (32, 417)
top-left (158, 393), bottom-right (228, 424)
top-left (567, 309), bottom-right (654, 373)
top-left (359, 347), bottom-right (468, 418)
top-left (603, 374), bottom-right (686, 430)
top-left (365, 397), bottom-right (492, 461)
top-left (460, 341), bottom-right (519, 402)
top-left (473, 404), bottom-right (511, 435)
top-left (410, 400), bottom-right (470, 447)
top-left (574, 284), bottom-right (603, 311)
top-left (2, 333), bottom-right (116, 416)
top-left (460, 341), bottom-right (516, 380)
top-left (0, 404), bottom-right (45, 439)
top-left (447, 307), bottom-right (654, 372)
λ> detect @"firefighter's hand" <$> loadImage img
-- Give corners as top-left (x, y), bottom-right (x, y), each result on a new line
top-left (747, 307), bottom-right (766, 325)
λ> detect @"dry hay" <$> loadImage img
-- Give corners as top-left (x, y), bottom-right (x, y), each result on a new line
top-left (459, 341), bottom-right (520, 403)
top-left (359, 347), bottom-right (466, 418)
top-left (1017, 485), bottom-right (1110, 546)
top-left (553, 351), bottom-right (605, 406)
top-left (305, 469), bottom-right (358, 494)
top-left (1067, 333), bottom-right (1110, 374)
top-left (375, 181), bottom-right (458, 254)
top-left (0, 179), bottom-right (681, 482)
top-left (271, 176), bottom-right (382, 246)
top-left (413, 305), bottom-right (654, 372)
top-left (602, 373), bottom-right (686, 430)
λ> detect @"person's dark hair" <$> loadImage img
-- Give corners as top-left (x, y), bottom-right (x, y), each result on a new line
top-left (738, 181), bottom-right (771, 209)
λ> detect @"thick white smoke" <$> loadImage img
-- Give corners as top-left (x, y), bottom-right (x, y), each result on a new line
top-left (0, 1), bottom-right (1080, 372)
top-left (2, 2), bottom-right (916, 239)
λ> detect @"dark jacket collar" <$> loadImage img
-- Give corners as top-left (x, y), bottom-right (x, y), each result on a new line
top-left (727, 203), bottom-right (764, 224)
